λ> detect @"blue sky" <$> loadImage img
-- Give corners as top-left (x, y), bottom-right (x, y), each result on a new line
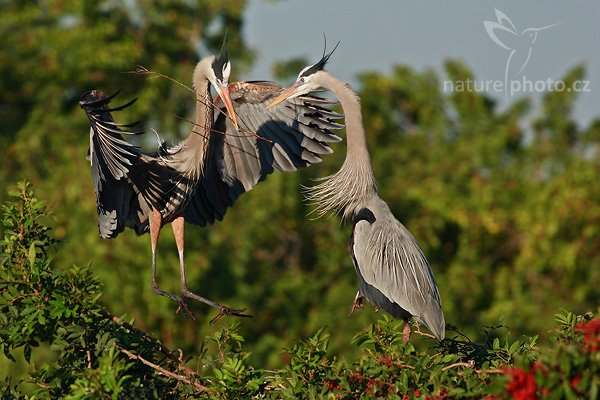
top-left (242, 1), bottom-right (600, 126)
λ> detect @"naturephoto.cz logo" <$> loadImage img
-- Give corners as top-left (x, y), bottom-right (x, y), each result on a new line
top-left (444, 9), bottom-right (591, 96)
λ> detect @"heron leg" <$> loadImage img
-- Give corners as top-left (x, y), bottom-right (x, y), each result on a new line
top-left (172, 216), bottom-right (252, 323)
top-left (150, 210), bottom-right (194, 319)
top-left (403, 320), bottom-right (412, 344)
top-left (350, 290), bottom-right (364, 315)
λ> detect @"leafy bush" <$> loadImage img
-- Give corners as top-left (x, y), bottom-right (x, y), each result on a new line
top-left (0, 181), bottom-right (206, 398)
top-left (1, 181), bottom-right (598, 398)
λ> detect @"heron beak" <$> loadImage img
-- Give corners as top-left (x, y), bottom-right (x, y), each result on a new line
top-left (266, 83), bottom-right (302, 109)
top-left (216, 84), bottom-right (238, 130)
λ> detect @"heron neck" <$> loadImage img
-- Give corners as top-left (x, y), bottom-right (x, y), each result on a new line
top-left (176, 78), bottom-right (212, 178)
top-left (313, 71), bottom-right (378, 217)
top-left (191, 79), bottom-right (213, 148)
top-left (320, 72), bottom-right (371, 165)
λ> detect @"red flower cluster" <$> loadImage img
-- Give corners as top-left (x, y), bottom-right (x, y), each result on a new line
top-left (505, 366), bottom-right (539, 400)
top-left (349, 372), bottom-right (394, 396)
top-left (401, 389), bottom-right (422, 400)
top-left (401, 388), bottom-right (447, 400)
top-left (575, 318), bottom-right (600, 353)
top-left (376, 355), bottom-right (394, 367)
top-left (323, 378), bottom-right (342, 391)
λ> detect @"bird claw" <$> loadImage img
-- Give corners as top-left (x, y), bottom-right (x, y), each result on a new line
top-left (175, 298), bottom-right (196, 321)
top-left (209, 306), bottom-right (253, 324)
top-left (350, 293), bottom-right (364, 315)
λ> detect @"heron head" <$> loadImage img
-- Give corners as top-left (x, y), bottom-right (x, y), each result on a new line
top-left (267, 41), bottom-right (340, 108)
top-left (193, 50), bottom-right (237, 128)
top-left (210, 49), bottom-right (232, 87)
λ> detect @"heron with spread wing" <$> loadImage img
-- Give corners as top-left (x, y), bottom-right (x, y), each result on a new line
top-left (268, 50), bottom-right (445, 342)
top-left (79, 51), bottom-right (343, 321)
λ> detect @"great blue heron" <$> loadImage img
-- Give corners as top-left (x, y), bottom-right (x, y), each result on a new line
top-left (79, 51), bottom-right (342, 321)
top-left (268, 51), bottom-right (445, 342)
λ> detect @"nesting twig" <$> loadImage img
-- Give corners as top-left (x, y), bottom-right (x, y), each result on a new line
top-left (117, 345), bottom-right (208, 392)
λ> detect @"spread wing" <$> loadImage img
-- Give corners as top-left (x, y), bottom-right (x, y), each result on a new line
top-left (79, 90), bottom-right (180, 238)
top-left (184, 81), bottom-right (343, 226)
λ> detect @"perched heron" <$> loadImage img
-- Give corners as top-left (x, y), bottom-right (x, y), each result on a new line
top-left (79, 51), bottom-right (342, 321)
top-left (268, 51), bottom-right (445, 342)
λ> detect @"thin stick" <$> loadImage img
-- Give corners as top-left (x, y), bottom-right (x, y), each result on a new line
top-left (441, 361), bottom-right (475, 371)
top-left (476, 368), bottom-right (505, 375)
top-left (130, 66), bottom-right (232, 126)
top-left (440, 360), bottom-right (505, 376)
top-left (98, 310), bottom-right (198, 379)
top-left (117, 345), bottom-right (208, 392)
top-left (130, 66), bottom-right (195, 95)
top-left (176, 114), bottom-right (272, 143)
top-left (131, 65), bottom-right (272, 143)
top-left (413, 324), bottom-right (437, 340)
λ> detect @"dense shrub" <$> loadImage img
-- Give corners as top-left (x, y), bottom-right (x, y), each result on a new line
top-left (1, 182), bottom-right (598, 398)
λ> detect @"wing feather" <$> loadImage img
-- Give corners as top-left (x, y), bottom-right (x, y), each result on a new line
top-left (80, 90), bottom-right (182, 237)
top-left (185, 81), bottom-right (343, 226)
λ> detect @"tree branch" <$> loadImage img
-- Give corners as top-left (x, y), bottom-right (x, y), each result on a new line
top-left (99, 310), bottom-right (200, 382)
top-left (117, 345), bottom-right (209, 393)
top-left (442, 360), bottom-right (475, 371)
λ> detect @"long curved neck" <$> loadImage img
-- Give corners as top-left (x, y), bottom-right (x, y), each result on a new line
top-left (170, 72), bottom-right (212, 179)
top-left (305, 71), bottom-right (378, 219)
top-left (190, 77), bottom-right (213, 151)
top-left (320, 72), bottom-right (372, 168)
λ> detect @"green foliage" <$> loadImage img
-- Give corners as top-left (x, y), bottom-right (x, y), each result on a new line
top-left (2, 0), bottom-right (600, 391)
top-left (203, 323), bottom-right (266, 399)
top-left (0, 182), bottom-right (206, 398)
top-left (0, 184), bottom-right (598, 397)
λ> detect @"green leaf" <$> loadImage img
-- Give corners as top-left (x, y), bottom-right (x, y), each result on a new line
top-left (28, 243), bottom-right (36, 268)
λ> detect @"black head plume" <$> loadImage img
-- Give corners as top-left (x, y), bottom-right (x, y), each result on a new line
top-left (213, 49), bottom-right (229, 81)
top-left (299, 40), bottom-right (340, 79)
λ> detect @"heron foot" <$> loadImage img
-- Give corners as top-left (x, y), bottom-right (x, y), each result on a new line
top-left (175, 298), bottom-right (196, 321)
top-left (152, 285), bottom-right (196, 320)
top-left (181, 286), bottom-right (252, 323)
top-left (210, 306), bottom-right (253, 325)
top-left (350, 291), bottom-right (364, 315)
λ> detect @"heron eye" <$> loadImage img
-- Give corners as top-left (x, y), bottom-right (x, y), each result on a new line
top-left (299, 77), bottom-right (306, 83)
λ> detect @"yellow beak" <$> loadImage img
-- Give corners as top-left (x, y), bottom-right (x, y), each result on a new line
top-left (266, 83), bottom-right (302, 109)
top-left (217, 84), bottom-right (238, 130)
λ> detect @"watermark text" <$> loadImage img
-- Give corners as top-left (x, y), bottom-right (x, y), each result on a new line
top-left (443, 76), bottom-right (591, 96)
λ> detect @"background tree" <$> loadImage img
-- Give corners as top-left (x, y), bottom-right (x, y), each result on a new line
top-left (1, 0), bottom-right (599, 384)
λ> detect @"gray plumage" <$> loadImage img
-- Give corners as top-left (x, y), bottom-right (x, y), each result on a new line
top-left (269, 57), bottom-right (445, 341)
top-left (79, 54), bottom-right (342, 319)
top-left (184, 80), bottom-right (343, 226)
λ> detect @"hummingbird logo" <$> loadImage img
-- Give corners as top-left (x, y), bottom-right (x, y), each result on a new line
top-left (484, 9), bottom-right (560, 97)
